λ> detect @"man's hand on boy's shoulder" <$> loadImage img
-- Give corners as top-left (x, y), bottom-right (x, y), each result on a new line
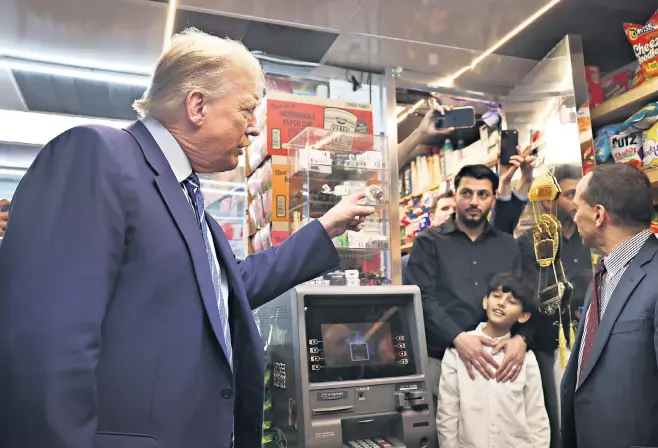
top-left (492, 335), bottom-right (527, 383)
top-left (453, 332), bottom-right (498, 380)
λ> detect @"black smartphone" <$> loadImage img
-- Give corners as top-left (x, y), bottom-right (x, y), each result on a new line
top-left (434, 106), bottom-right (476, 130)
top-left (500, 129), bottom-right (519, 165)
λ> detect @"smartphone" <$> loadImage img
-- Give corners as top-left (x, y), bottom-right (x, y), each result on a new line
top-left (434, 106), bottom-right (476, 130)
top-left (500, 129), bottom-right (519, 165)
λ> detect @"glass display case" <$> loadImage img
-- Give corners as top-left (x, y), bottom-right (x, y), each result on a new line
top-left (287, 127), bottom-right (392, 286)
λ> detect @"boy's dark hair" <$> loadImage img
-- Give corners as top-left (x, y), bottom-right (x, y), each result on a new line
top-left (454, 164), bottom-right (499, 193)
top-left (430, 191), bottom-right (454, 215)
top-left (487, 272), bottom-right (535, 312)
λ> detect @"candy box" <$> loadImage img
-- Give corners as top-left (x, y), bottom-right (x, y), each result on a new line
top-left (585, 66), bottom-right (604, 108)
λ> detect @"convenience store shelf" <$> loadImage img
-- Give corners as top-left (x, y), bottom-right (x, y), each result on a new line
top-left (591, 78), bottom-right (658, 128)
top-left (399, 157), bottom-right (498, 203)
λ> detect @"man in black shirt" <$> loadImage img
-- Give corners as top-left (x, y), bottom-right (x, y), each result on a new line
top-left (406, 165), bottom-right (530, 396)
top-left (516, 164), bottom-right (593, 448)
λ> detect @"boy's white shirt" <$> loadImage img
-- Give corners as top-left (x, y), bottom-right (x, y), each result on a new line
top-left (436, 323), bottom-right (550, 448)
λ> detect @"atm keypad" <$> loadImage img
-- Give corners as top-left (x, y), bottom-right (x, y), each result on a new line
top-left (348, 438), bottom-right (393, 448)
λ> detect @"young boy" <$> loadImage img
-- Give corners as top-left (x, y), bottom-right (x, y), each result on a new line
top-left (436, 273), bottom-right (549, 448)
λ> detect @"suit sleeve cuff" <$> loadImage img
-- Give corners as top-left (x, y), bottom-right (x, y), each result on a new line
top-left (497, 195), bottom-right (511, 202)
top-left (512, 191), bottom-right (529, 202)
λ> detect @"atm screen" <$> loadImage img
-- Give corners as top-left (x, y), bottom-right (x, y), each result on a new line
top-left (305, 295), bottom-right (416, 382)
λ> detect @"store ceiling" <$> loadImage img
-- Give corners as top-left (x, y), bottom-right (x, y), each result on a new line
top-left (0, 0), bottom-right (655, 119)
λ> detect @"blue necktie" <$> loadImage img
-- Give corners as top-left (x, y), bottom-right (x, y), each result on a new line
top-left (183, 173), bottom-right (233, 368)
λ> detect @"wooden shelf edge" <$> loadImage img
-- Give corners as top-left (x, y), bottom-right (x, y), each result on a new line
top-left (591, 78), bottom-right (658, 128)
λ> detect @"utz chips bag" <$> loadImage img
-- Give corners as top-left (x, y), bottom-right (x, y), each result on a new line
top-left (624, 9), bottom-right (658, 79)
top-left (643, 122), bottom-right (658, 172)
top-left (610, 132), bottom-right (643, 170)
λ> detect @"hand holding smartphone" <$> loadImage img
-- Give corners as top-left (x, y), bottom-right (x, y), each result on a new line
top-left (500, 130), bottom-right (519, 166)
top-left (434, 106), bottom-right (476, 130)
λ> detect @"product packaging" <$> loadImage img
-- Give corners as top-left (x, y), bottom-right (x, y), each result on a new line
top-left (624, 9), bottom-right (658, 79)
top-left (643, 122), bottom-right (658, 172)
top-left (601, 71), bottom-right (631, 100)
top-left (585, 66), bottom-right (604, 108)
top-left (619, 101), bottom-right (658, 134)
top-left (610, 132), bottom-right (643, 169)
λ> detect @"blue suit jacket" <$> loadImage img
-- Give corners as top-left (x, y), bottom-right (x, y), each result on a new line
top-left (0, 122), bottom-right (339, 448)
top-left (560, 236), bottom-right (658, 448)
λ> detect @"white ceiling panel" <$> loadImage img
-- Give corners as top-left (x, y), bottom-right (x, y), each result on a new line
top-left (348, 0), bottom-right (554, 52)
top-left (179, 0), bottom-right (365, 32)
top-left (0, 0), bottom-right (166, 74)
top-left (323, 33), bottom-right (537, 94)
top-left (322, 33), bottom-right (476, 76)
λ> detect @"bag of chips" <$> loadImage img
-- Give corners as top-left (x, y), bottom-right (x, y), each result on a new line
top-left (643, 122), bottom-right (658, 172)
top-left (624, 9), bottom-right (658, 79)
top-left (610, 132), bottom-right (643, 170)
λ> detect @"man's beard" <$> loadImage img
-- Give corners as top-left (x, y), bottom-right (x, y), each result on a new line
top-left (457, 208), bottom-right (489, 228)
top-left (556, 206), bottom-right (574, 226)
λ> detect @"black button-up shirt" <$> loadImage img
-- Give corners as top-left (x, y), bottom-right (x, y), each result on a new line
top-left (405, 217), bottom-right (522, 359)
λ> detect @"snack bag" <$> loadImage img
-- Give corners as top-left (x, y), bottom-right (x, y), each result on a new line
top-left (619, 101), bottom-right (658, 134)
top-left (594, 124), bottom-right (622, 163)
top-left (643, 122), bottom-right (658, 172)
top-left (624, 9), bottom-right (658, 79)
top-left (610, 132), bottom-right (643, 170)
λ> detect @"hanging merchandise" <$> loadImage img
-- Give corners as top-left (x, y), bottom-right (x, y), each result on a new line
top-left (623, 9), bottom-right (658, 80)
top-left (528, 171), bottom-right (575, 368)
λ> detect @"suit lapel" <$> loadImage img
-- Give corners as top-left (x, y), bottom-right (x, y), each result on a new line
top-left (124, 122), bottom-right (231, 363)
top-left (578, 238), bottom-right (658, 387)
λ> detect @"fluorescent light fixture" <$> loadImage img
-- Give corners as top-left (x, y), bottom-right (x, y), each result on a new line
top-left (397, 99), bottom-right (426, 124)
top-left (0, 109), bottom-right (131, 146)
top-left (162, 0), bottom-right (179, 51)
top-left (431, 0), bottom-right (562, 85)
top-left (0, 167), bottom-right (27, 178)
top-left (0, 57), bottom-right (151, 87)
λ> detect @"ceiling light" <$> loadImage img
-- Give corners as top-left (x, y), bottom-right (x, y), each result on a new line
top-left (0, 56), bottom-right (151, 87)
top-left (162, 0), bottom-right (179, 51)
top-left (397, 100), bottom-right (426, 124)
top-left (432, 0), bottom-right (562, 85)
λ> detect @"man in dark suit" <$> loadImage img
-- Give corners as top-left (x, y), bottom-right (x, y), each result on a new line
top-left (0, 28), bottom-right (374, 448)
top-left (561, 163), bottom-right (658, 448)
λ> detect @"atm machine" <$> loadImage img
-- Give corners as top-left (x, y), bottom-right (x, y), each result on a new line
top-left (255, 285), bottom-right (436, 448)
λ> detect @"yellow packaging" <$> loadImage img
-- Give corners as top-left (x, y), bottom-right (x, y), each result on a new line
top-left (643, 122), bottom-right (658, 172)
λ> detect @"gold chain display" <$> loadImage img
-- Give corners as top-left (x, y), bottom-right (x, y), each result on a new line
top-left (528, 171), bottom-right (575, 367)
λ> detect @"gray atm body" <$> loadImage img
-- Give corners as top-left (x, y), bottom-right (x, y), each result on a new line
top-left (254, 285), bottom-right (437, 448)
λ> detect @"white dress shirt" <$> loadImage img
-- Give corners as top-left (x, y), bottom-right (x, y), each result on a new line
top-left (140, 117), bottom-right (230, 315)
top-left (437, 323), bottom-right (550, 448)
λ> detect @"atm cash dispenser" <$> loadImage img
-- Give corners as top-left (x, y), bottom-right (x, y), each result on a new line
top-left (255, 285), bottom-right (437, 448)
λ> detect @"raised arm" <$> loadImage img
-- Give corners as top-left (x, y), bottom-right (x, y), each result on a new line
top-left (238, 220), bottom-right (340, 309)
top-left (0, 126), bottom-right (127, 448)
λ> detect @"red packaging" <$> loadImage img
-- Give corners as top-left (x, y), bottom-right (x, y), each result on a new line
top-left (624, 9), bottom-right (658, 80)
top-left (585, 66), bottom-right (604, 108)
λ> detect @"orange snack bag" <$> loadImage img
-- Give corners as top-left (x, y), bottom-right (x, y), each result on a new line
top-left (624, 9), bottom-right (658, 79)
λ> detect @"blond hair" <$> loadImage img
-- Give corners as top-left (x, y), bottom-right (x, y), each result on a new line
top-left (133, 28), bottom-right (265, 118)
